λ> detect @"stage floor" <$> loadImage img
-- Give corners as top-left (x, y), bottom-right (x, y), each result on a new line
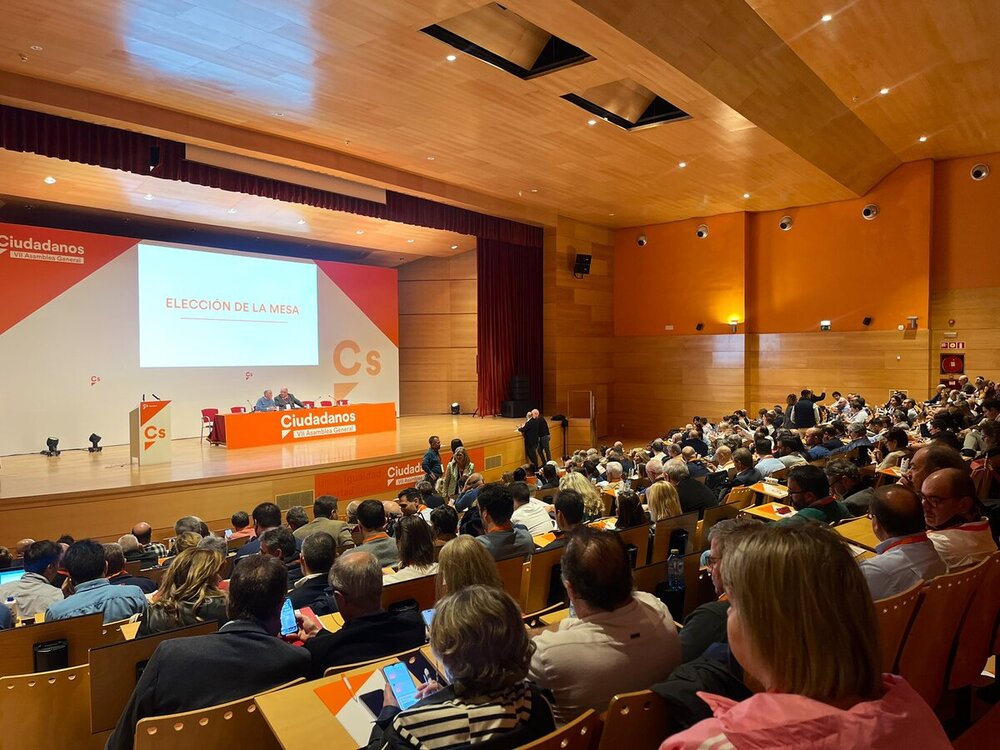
top-left (0, 415), bottom-right (523, 502)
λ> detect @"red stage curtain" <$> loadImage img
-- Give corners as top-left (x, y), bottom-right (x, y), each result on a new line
top-left (476, 239), bottom-right (543, 417)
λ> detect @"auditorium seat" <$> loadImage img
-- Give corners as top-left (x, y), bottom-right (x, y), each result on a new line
top-left (319, 400), bottom-right (333, 407)
top-left (946, 552), bottom-right (1000, 700)
top-left (698, 504), bottom-right (739, 551)
top-left (199, 408), bottom-right (219, 442)
top-left (598, 690), bottom-right (671, 750)
top-left (522, 708), bottom-right (599, 750)
top-left (522, 546), bottom-right (566, 616)
top-left (873, 580), bottom-right (923, 673)
top-left (651, 512), bottom-right (698, 561)
top-left (0, 664), bottom-right (105, 749)
top-left (230, 406), bottom-right (247, 413)
top-left (616, 524), bottom-right (651, 567)
top-left (382, 573), bottom-right (436, 611)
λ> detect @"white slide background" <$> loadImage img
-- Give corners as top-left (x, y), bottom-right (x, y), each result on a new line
top-left (0, 244), bottom-right (398, 455)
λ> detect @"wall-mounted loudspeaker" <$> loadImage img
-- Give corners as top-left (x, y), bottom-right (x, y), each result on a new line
top-left (573, 253), bottom-right (592, 276)
top-left (779, 215), bottom-right (793, 231)
top-left (696, 224), bottom-right (709, 239)
top-left (971, 163), bottom-right (990, 181)
top-left (862, 316), bottom-right (873, 326)
top-left (861, 203), bottom-right (879, 220)
top-left (695, 322), bottom-right (704, 331)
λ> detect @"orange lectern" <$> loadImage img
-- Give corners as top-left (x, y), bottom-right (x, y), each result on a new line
top-left (129, 400), bottom-right (172, 465)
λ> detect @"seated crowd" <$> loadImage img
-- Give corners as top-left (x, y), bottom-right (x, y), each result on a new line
top-left (0, 378), bottom-right (997, 749)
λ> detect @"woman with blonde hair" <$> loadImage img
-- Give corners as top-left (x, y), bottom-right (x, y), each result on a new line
top-left (442, 446), bottom-right (475, 498)
top-left (660, 524), bottom-right (950, 749)
top-left (646, 481), bottom-right (682, 523)
top-left (136, 548), bottom-right (227, 637)
top-left (559, 470), bottom-right (604, 520)
top-left (368, 586), bottom-right (555, 749)
top-left (435, 535), bottom-right (502, 598)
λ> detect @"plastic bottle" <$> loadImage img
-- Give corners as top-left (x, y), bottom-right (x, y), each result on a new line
top-left (667, 549), bottom-right (685, 591)
top-left (5, 595), bottom-right (19, 622)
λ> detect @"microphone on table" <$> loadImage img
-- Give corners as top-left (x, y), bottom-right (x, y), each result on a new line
top-left (151, 393), bottom-right (160, 400)
top-left (247, 399), bottom-right (255, 412)
top-left (142, 393), bottom-right (146, 402)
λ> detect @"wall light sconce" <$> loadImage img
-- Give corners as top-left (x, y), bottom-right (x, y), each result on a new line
top-left (728, 320), bottom-right (739, 334)
top-left (906, 316), bottom-right (918, 330)
top-left (819, 320), bottom-right (832, 331)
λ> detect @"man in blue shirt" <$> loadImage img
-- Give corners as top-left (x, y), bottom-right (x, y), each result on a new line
top-left (421, 435), bottom-right (443, 484)
top-left (45, 540), bottom-right (146, 624)
top-left (254, 389), bottom-right (277, 412)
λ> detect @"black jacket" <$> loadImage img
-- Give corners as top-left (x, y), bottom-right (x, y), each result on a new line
top-left (125, 549), bottom-right (160, 568)
top-left (106, 620), bottom-right (311, 750)
top-left (676, 477), bottom-right (719, 519)
top-left (108, 572), bottom-right (158, 595)
top-left (288, 575), bottom-right (338, 616)
top-left (305, 609), bottom-right (426, 678)
top-left (136, 596), bottom-right (229, 638)
top-left (679, 599), bottom-right (730, 663)
top-left (519, 419), bottom-right (540, 443)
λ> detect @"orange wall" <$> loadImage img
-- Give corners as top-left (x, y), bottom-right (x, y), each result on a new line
top-left (746, 160), bottom-right (933, 333)
top-left (931, 151), bottom-right (1000, 290)
top-left (613, 213), bottom-right (745, 336)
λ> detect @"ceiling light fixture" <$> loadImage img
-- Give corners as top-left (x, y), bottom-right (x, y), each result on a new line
top-left (272, 111), bottom-right (284, 117)
top-left (227, 208), bottom-right (237, 214)
top-left (143, 193), bottom-right (154, 201)
top-left (406, 239), bottom-right (415, 243)
top-left (30, 44), bottom-right (43, 51)
top-left (587, 119), bottom-right (597, 126)
top-left (918, 135), bottom-right (928, 143)
top-left (446, 54), bottom-right (457, 62)
top-left (426, 155), bottom-right (435, 161)
top-left (355, 229), bottom-right (365, 235)
top-left (743, 193), bottom-right (750, 199)
top-left (678, 161), bottom-right (687, 168)
top-left (450, 245), bottom-right (458, 250)
top-left (43, 176), bottom-right (56, 184)
top-left (820, 14), bottom-right (833, 22)
top-left (879, 87), bottom-right (890, 95)
top-left (297, 219), bottom-right (306, 225)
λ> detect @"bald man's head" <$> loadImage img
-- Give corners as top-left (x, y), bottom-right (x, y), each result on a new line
top-left (131, 522), bottom-right (153, 544)
top-left (920, 468), bottom-right (979, 530)
top-left (870, 485), bottom-right (926, 540)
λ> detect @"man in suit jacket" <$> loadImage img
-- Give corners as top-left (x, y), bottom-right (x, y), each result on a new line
top-left (293, 496), bottom-right (354, 547)
top-left (105, 556), bottom-right (311, 750)
top-left (302, 551), bottom-right (425, 678)
top-left (288, 532), bottom-right (337, 616)
top-left (235, 502), bottom-right (303, 561)
top-left (518, 412), bottom-right (541, 468)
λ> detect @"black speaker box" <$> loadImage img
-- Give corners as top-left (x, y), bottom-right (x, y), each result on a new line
top-left (573, 253), bottom-right (592, 275)
top-left (502, 399), bottom-right (533, 418)
top-left (509, 375), bottom-right (530, 401)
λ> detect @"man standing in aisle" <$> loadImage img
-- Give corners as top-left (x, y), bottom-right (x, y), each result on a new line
top-left (519, 412), bottom-right (541, 469)
top-left (534, 409), bottom-right (552, 463)
top-left (421, 435), bottom-right (443, 484)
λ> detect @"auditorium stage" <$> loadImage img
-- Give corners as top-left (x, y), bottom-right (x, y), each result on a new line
top-left (0, 415), bottom-right (562, 548)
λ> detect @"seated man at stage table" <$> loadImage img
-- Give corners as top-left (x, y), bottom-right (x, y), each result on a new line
top-left (274, 386), bottom-right (304, 409)
top-left (105, 556), bottom-right (312, 750)
top-left (45, 540), bottom-right (147, 624)
top-left (301, 551), bottom-right (424, 678)
top-left (253, 389), bottom-right (277, 412)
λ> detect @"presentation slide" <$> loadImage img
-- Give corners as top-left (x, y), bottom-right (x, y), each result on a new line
top-left (138, 243), bottom-right (319, 367)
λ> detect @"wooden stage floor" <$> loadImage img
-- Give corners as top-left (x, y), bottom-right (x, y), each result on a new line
top-left (0, 415), bottom-right (524, 502)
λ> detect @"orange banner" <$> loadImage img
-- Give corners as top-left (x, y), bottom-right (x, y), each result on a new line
top-left (221, 403), bottom-right (396, 449)
top-left (315, 446), bottom-right (486, 500)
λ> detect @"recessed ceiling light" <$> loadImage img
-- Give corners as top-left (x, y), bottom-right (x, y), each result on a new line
top-left (227, 208), bottom-right (237, 214)
top-left (30, 45), bottom-right (43, 51)
top-left (406, 239), bottom-right (415, 243)
top-left (530, 188), bottom-right (538, 193)
top-left (879, 87), bottom-right (890, 95)
top-left (43, 176), bottom-right (56, 184)
top-left (820, 14), bottom-right (833, 22)
top-left (609, 213), bottom-right (615, 216)
top-left (143, 193), bottom-right (154, 201)
top-left (297, 219), bottom-right (306, 225)
top-left (743, 193), bottom-right (751, 199)
top-left (450, 244), bottom-right (458, 250)
top-left (426, 155), bottom-right (435, 161)
top-left (678, 162), bottom-right (687, 168)
top-left (355, 229), bottom-right (365, 235)
top-left (918, 135), bottom-right (928, 143)
top-left (587, 119), bottom-right (597, 126)
top-left (446, 54), bottom-right (457, 62)
top-left (272, 111), bottom-right (284, 117)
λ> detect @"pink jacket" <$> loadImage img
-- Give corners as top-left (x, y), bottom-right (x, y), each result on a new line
top-left (659, 675), bottom-right (950, 750)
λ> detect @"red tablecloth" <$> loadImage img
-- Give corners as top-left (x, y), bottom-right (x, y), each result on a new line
top-left (208, 415), bottom-right (227, 444)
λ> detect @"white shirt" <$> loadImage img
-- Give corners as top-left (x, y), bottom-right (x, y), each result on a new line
top-left (383, 563), bottom-right (437, 585)
top-left (927, 518), bottom-right (997, 571)
top-left (511, 500), bottom-right (556, 536)
top-left (851, 408), bottom-right (870, 424)
top-left (529, 591), bottom-right (681, 725)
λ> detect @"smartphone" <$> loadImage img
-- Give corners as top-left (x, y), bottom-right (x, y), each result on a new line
top-left (402, 649), bottom-right (446, 687)
top-left (279, 598), bottom-right (297, 637)
top-left (224, 529), bottom-right (233, 539)
top-left (382, 662), bottom-right (420, 710)
top-left (421, 608), bottom-right (435, 630)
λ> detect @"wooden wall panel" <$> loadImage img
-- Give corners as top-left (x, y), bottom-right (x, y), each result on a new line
top-left (543, 217), bottom-right (614, 439)
top-left (929, 287), bottom-right (1000, 386)
top-left (398, 250), bottom-right (478, 415)
top-left (746, 331), bottom-right (931, 414)
top-left (610, 335), bottom-right (746, 436)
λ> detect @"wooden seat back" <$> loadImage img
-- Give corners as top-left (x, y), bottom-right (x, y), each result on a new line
top-left (323, 646), bottom-right (429, 678)
top-left (698, 504), bottom-right (739, 551)
top-left (0, 612), bottom-right (119, 677)
top-left (523, 546), bottom-right (566, 615)
top-left (136, 566), bottom-right (168, 588)
top-left (89, 621), bottom-right (219, 733)
top-left (724, 486), bottom-right (755, 509)
top-left (597, 690), bottom-right (670, 750)
top-left (683, 551), bottom-right (716, 618)
top-left (947, 550), bottom-right (1000, 690)
top-left (616, 524), bottom-right (651, 567)
top-left (873, 580), bottom-right (923, 673)
top-left (134, 679), bottom-right (302, 750)
top-left (896, 560), bottom-right (988, 707)
top-left (632, 562), bottom-right (667, 596)
top-left (0, 664), bottom-right (103, 749)
top-left (226, 535), bottom-right (252, 552)
top-left (496, 554), bottom-right (528, 608)
top-left (521, 708), bottom-right (599, 750)
top-left (651, 512), bottom-right (698, 562)
top-left (382, 573), bottom-right (437, 611)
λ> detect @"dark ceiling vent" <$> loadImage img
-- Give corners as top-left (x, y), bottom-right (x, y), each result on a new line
top-left (561, 81), bottom-right (690, 132)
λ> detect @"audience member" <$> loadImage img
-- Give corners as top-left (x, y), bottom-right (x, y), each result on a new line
top-left (14, 538), bottom-right (34, 557)
top-left (777, 465), bottom-right (851, 526)
top-left (384, 515), bottom-right (438, 584)
top-left (302, 552), bottom-right (424, 677)
top-left (288, 531), bottom-right (338, 616)
top-left (659, 524), bottom-right (950, 749)
top-left (720, 448), bottom-right (762, 500)
top-left (430, 505), bottom-right (458, 554)
top-left (615, 490), bottom-right (648, 528)
top-left (538, 463), bottom-right (560, 490)
top-left (132, 521), bottom-right (168, 558)
top-left (0, 540), bottom-right (63, 617)
top-left (476, 483), bottom-right (534, 560)
top-left (442, 446), bottom-right (474, 498)
top-left (436, 536), bottom-right (503, 597)
top-left (107, 556), bottom-right (311, 750)
top-left (921, 468), bottom-right (998, 570)
top-left (293, 495), bottom-right (353, 547)
top-left (558, 471), bottom-right (604, 520)
top-left (510, 481), bottom-right (556, 536)
top-left (118, 533), bottom-right (158, 568)
top-left (415, 480), bottom-right (446, 509)
top-left (346, 500), bottom-right (400, 568)
top-left (860, 485), bottom-right (946, 599)
top-left (529, 528), bottom-right (680, 724)
top-left (753, 439), bottom-right (785, 478)
top-left (228, 511), bottom-right (255, 541)
top-left (45, 540), bottom-right (147, 624)
top-left (285, 506), bottom-right (309, 534)
top-left (234, 503), bottom-right (286, 560)
top-left (542, 489), bottom-right (586, 550)
top-left (367, 586), bottom-right (555, 748)
top-left (666, 461), bottom-right (718, 519)
top-left (174, 515), bottom-right (203, 538)
top-left (260, 527), bottom-right (303, 586)
top-left (803, 428), bottom-right (832, 460)
top-left (103, 543), bottom-right (158, 594)
top-left (899, 443), bottom-right (968, 494)
top-left (454, 472), bottom-right (486, 512)
top-left (197, 535), bottom-right (228, 556)
top-left (646, 482), bottom-right (682, 524)
top-left (136, 548), bottom-right (228, 637)
top-left (774, 435), bottom-right (809, 469)
top-left (824, 459), bottom-right (875, 516)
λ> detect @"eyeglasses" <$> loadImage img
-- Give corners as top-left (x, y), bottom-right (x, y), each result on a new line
top-left (919, 493), bottom-right (954, 506)
top-left (704, 555), bottom-right (719, 566)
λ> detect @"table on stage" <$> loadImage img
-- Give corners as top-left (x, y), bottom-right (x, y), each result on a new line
top-left (208, 403), bottom-right (396, 448)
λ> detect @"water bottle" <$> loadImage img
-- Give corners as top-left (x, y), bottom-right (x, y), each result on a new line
top-left (667, 550), bottom-right (684, 591)
top-left (5, 595), bottom-right (19, 622)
